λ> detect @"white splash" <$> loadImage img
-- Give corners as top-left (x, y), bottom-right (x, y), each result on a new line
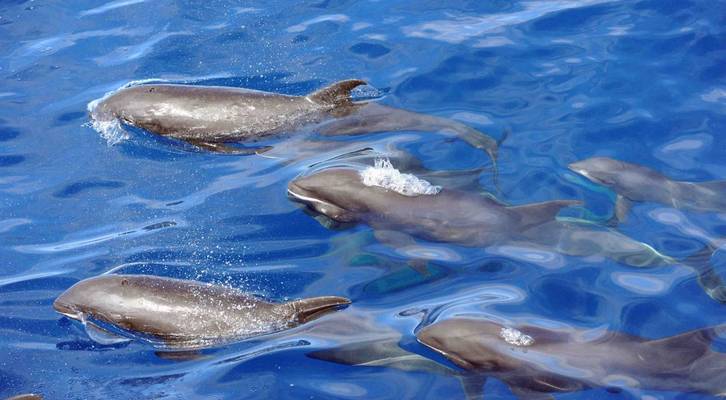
top-left (500, 327), bottom-right (534, 347)
top-left (86, 97), bottom-right (128, 145)
top-left (359, 158), bottom-right (441, 196)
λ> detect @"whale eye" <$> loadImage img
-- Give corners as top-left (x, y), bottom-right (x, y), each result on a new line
top-left (121, 279), bottom-right (129, 286)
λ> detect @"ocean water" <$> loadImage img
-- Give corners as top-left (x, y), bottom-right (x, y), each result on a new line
top-left (1, 0), bottom-right (726, 399)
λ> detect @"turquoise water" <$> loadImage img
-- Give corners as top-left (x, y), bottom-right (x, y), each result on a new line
top-left (1, 0), bottom-right (725, 399)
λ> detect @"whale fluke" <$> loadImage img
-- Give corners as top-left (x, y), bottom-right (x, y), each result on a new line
top-left (308, 79), bottom-right (367, 107)
top-left (290, 296), bottom-right (352, 323)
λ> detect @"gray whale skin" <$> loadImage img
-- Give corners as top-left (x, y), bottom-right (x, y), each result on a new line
top-left (53, 274), bottom-right (350, 349)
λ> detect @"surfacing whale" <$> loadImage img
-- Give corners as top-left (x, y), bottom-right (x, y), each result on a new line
top-left (417, 317), bottom-right (726, 399)
top-left (89, 79), bottom-right (501, 163)
top-left (287, 165), bottom-right (726, 302)
top-left (569, 157), bottom-right (726, 222)
top-left (53, 274), bottom-right (350, 349)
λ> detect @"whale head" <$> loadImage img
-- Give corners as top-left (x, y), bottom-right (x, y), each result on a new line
top-left (417, 318), bottom-right (525, 372)
top-left (568, 157), bottom-right (629, 188)
top-left (288, 168), bottom-right (371, 223)
top-left (53, 275), bottom-right (124, 321)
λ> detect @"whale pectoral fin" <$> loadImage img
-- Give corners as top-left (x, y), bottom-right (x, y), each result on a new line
top-left (374, 229), bottom-right (417, 248)
top-left (84, 321), bottom-right (131, 345)
top-left (308, 79), bottom-right (367, 107)
top-left (613, 194), bottom-right (632, 224)
top-left (186, 139), bottom-right (273, 155)
top-left (155, 350), bottom-right (205, 361)
top-left (457, 374), bottom-right (487, 400)
top-left (508, 386), bottom-right (555, 400)
top-left (373, 230), bottom-right (431, 276)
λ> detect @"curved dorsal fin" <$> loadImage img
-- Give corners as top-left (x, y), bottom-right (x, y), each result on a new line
top-left (289, 296), bottom-right (351, 323)
top-left (308, 79), bottom-right (367, 107)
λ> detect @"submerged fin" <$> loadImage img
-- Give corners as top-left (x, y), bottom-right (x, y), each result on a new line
top-left (419, 167), bottom-right (486, 193)
top-left (84, 321), bottom-right (132, 345)
top-left (646, 324), bottom-right (720, 360)
top-left (186, 139), bottom-right (272, 155)
top-left (308, 79), bottom-right (367, 107)
top-left (696, 180), bottom-right (726, 191)
top-left (508, 386), bottom-right (555, 400)
top-left (458, 374), bottom-right (487, 400)
top-left (373, 230), bottom-right (433, 276)
top-left (613, 194), bottom-right (632, 224)
top-left (511, 200), bottom-right (582, 231)
top-left (290, 296), bottom-right (351, 323)
top-left (155, 350), bottom-right (205, 361)
top-left (681, 244), bottom-right (726, 303)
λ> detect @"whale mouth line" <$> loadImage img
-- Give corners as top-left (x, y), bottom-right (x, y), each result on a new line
top-left (287, 187), bottom-right (337, 210)
top-left (53, 302), bottom-right (81, 320)
top-left (568, 165), bottom-right (595, 181)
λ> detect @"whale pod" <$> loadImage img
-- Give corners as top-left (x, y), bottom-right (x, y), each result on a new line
top-left (288, 165), bottom-right (726, 303)
top-left (53, 274), bottom-right (350, 349)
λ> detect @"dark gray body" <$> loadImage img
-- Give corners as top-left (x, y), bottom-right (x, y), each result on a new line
top-left (288, 167), bottom-right (726, 302)
top-left (90, 79), bottom-right (499, 160)
top-left (288, 168), bottom-right (576, 247)
top-left (418, 318), bottom-right (726, 398)
top-left (569, 157), bottom-right (726, 220)
top-left (53, 274), bottom-right (350, 349)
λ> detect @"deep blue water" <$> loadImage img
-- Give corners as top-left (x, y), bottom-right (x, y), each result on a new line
top-left (1, 0), bottom-right (726, 399)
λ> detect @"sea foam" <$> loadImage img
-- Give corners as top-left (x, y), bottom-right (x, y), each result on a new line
top-left (86, 97), bottom-right (128, 145)
top-left (359, 158), bottom-right (441, 196)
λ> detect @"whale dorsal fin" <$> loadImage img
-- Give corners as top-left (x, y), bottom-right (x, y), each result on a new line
top-left (308, 79), bottom-right (367, 107)
top-left (289, 296), bottom-right (351, 323)
top-left (510, 200), bottom-right (582, 231)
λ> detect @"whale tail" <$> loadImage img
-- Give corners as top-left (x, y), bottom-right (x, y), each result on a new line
top-left (290, 296), bottom-right (351, 323)
top-left (308, 79), bottom-right (367, 107)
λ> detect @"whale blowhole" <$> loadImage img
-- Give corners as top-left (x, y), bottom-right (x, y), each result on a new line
top-left (500, 327), bottom-right (535, 347)
top-left (359, 158), bottom-right (441, 196)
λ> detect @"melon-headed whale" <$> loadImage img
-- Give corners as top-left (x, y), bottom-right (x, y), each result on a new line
top-left (569, 157), bottom-right (726, 222)
top-left (287, 165), bottom-right (726, 302)
top-left (53, 274), bottom-right (350, 349)
top-left (417, 318), bottom-right (726, 399)
top-left (89, 79), bottom-right (501, 163)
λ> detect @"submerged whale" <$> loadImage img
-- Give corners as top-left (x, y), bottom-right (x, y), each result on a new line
top-left (287, 165), bottom-right (726, 302)
top-left (89, 79), bottom-right (500, 163)
top-left (417, 318), bottom-right (726, 399)
top-left (569, 157), bottom-right (726, 222)
top-left (53, 274), bottom-right (350, 349)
